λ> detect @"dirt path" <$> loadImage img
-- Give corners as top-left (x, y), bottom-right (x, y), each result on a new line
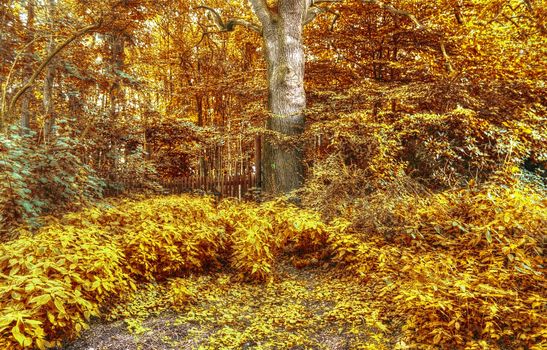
top-left (61, 262), bottom-right (395, 350)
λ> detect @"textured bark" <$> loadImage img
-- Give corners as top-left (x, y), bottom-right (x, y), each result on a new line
top-left (250, 0), bottom-right (307, 194)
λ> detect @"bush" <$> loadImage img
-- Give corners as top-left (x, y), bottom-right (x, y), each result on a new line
top-left (1, 190), bottom-right (544, 349)
top-left (304, 106), bottom-right (546, 217)
top-left (328, 182), bottom-right (547, 349)
top-left (0, 131), bottom-right (104, 239)
top-left (0, 226), bottom-right (131, 349)
top-left (63, 196), bottom-right (225, 282)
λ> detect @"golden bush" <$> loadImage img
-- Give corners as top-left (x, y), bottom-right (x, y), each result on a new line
top-left (0, 226), bottom-right (131, 349)
top-left (65, 196), bottom-right (225, 281)
top-left (328, 182), bottom-right (546, 349)
top-left (1, 190), bottom-right (544, 349)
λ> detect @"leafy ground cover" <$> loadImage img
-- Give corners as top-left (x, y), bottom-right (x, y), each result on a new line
top-left (64, 262), bottom-right (391, 350)
top-left (1, 187), bottom-right (545, 349)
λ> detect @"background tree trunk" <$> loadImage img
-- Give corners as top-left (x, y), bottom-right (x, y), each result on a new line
top-left (108, 32), bottom-right (125, 174)
top-left (43, 0), bottom-right (57, 141)
top-left (20, 0), bottom-right (35, 133)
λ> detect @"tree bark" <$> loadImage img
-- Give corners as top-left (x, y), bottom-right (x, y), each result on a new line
top-left (252, 0), bottom-right (307, 194)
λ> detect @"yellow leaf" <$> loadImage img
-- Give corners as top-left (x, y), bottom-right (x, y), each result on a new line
top-left (11, 324), bottom-right (30, 346)
top-left (30, 294), bottom-right (52, 307)
top-left (54, 299), bottom-right (66, 314)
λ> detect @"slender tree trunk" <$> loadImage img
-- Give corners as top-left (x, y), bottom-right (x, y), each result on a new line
top-left (20, 0), bottom-right (34, 133)
top-left (196, 94), bottom-right (208, 177)
top-left (261, 0), bottom-right (306, 194)
top-left (107, 32), bottom-right (125, 173)
top-left (43, 0), bottom-right (57, 141)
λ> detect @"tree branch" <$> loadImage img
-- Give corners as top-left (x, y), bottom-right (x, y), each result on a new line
top-left (440, 41), bottom-right (454, 74)
top-left (248, 0), bottom-right (272, 26)
top-left (3, 22), bottom-right (100, 125)
top-left (304, 6), bottom-right (340, 27)
top-left (310, 0), bottom-right (343, 5)
top-left (197, 6), bottom-right (262, 34)
top-left (362, 0), bottom-right (458, 74)
top-left (362, 0), bottom-right (424, 29)
top-left (0, 35), bottom-right (43, 119)
top-left (304, 0), bottom-right (341, 27)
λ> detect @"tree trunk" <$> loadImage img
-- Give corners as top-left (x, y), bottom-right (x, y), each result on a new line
top-left (260, 0), bottom-right (307, 194)
top-left (43, 0), bottom-right (56, 141)
top-left (20, 0), bottom-right (34, 133)
top-left (107, 32), bottom-right (125, 173)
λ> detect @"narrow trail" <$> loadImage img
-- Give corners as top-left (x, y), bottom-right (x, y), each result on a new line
top-left (62, 261), bottom-right (393, 350)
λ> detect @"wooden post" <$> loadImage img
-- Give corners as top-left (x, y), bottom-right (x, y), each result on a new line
top-left (254, 135), bottom-right (262, 188)
top-left (232, 175), bottom-right (237, 198)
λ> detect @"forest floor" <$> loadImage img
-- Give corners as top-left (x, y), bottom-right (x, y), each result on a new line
top-left (62, 261), bottom-right (396, 350)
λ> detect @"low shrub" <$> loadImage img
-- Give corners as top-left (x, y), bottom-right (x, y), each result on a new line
top-left (0, 226), bottom-right (131, 349)
top-left (1, 188), bottom-right (543, 349)
top-left (63, 196), bottom-right (225, 281)
top-left (328, 182), bottom-right (546, 349)
top-left (0, 131), bottom-right (104, 240)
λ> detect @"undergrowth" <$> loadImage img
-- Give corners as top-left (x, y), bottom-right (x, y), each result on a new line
top-left (0, 183), bottom-right (545, 349)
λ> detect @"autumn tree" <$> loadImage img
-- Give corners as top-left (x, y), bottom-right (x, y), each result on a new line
top-left (197, 0), bottom-right (343, 195)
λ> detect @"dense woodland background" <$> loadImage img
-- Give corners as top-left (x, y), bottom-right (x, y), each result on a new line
top-left (0, 0), bottom-right (545, 349)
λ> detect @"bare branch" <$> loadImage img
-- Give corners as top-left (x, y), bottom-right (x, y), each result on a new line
top-left (311, 0), bottom-right (343, 4)
top-left (304, 0), bottom-right (341, 27)
top-left (362, 0), bottom-right (424, 29)
top-left (197, 6), bottom-right (262, 34)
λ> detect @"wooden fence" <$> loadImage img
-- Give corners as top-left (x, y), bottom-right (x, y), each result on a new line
top-left (110, 173), bottom-right (259, 200)
top-left (162, 173), bottom-right (258, 199)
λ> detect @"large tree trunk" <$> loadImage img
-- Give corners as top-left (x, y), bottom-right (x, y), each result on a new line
top-left (261, 0), bottom-right (306, 194)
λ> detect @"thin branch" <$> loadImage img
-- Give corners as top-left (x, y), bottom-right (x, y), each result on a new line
top-left (440, 41), bottom-right (454, 74)
top-left (362, 0), bottom-right (424, 29)
top-left (304, 0), bottom-right (341, 27)
top-left (196, 6), bottom-right (262, 34)
top-left (311, 0), bottom-right (343, 4)
top-left (0, 35), bottom-right (44, 118)
top-left (362, 0), bottom-right (458, 74)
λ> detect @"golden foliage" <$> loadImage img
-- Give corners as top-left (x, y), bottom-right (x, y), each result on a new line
top-left (63, 196), bottom-right (225, 281)
top-left (0, 226), bottom-right (130, 349)
top-left (329, 182), bottom-right (546, 349)
top-left (0, 188), bottom-right (545, 349)
top-left (0, 195), bottom-right (342, 348)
